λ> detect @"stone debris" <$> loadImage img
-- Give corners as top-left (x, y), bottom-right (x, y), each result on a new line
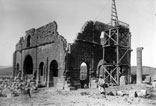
top-left (128, 90), bottom-right (137, 98)
top-left (128, 89), bottom-right (148, 98)
top-left (107, 91), bottom-right (115, 96)
top-left (117, 90), bottom-right (126, 96)
top-left (90, 79), bottom-right (98, 88)
top-left (120, 76), bottom-right (126, 85)
top-left (136, 89), bottom-right (147, 97)
top-left (152, 81), bottom-right (156, 88)
top-left (106, 84), bottom-right (153, 99)
top-left (0, 78), bottom-right (37, 98)
top-left (143, 76), bottom-right (151, 84)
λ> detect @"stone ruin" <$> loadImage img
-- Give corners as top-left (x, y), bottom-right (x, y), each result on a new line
top-left (13, 20), bottom-right (130, 90)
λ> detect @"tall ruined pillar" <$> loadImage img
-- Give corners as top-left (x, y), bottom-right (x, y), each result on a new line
top-left (136, 47), bottom-right (143, 84)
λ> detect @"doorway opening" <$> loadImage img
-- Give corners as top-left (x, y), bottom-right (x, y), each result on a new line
top-left (49, 60), bottom-right (58, 87)
top-left (23, 55), bottom-right (33, 78)
top-left (80, 62), bottom-right (89, 88)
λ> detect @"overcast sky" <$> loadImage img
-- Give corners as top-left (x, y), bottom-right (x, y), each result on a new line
top-left (0, 0), bottom-right (155, 67)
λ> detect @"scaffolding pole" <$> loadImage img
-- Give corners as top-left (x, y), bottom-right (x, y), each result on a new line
top-left (100, 26), bottom-right (131, 85)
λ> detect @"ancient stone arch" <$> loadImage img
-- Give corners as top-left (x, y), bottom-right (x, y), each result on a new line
top-left (23, 55), bottom-right (33, 76)
top-left (80, 62), bottom-right (89, 88)
top-left (49, 60), bottom-right (58, 87)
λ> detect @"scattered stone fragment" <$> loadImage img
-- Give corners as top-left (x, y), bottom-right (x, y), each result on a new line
top-left (0, 78), bottom-right (38, 98)
top-left (129, 90), bottom-right (137, 98)
top-left (143, 76), bottom-right (151, 84)
top-left (120, 76), bottom-right (126, 85)
top-left (117, 91), bottom-right (125, 96)
top-left (136, 90), bottom-right (147, 97)
top-left (107, 91), bottom-right (114, 96)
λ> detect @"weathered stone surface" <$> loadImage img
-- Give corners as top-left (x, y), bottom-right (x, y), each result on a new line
top-left (107, 91), bottom-right (116, 96)
top-left (64, 82), bottom-right (76, 91)
top-left (6, 93), bottom-right (14, 98)
top-left (136, 90), bottom-right (147, 97)
top-left (117, 90), bottom-right (125, 96)
top-left (13, 20), bottom-right (109, 88)
top-left (56, 77), bottom-right (65, 90)
top-left (65, 21), bottom-right (108, 87)
top-left (137, 47), bottom-right (143, 85)
top-left (120, 76), bottom-right (126, 85)
top-left (64, 87), bottom-right (76, 91)
top-left (1, 88), bottom-right (14, 98)
top-left (129, 90), bottom-right (137, 98)
top-left (152, 81), bottom-right (156, 88)
top-left (90, 79), bottom-right (97, 88)
top-left (13, 21), bottom-right (67, 88)
top-left (143, 76), bottom-right (151, 84)
top-left (2, 88), bottom-right (10, 97)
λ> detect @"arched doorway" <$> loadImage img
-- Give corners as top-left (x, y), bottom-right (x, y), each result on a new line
top-left (49, 60), bottom-right (58, 87)
top-left (39, 62), bottom-right (45, 86)
top-left (80, 62), bottom-right (89, 88)
top-left (23, 55), bottom-right (33, 77)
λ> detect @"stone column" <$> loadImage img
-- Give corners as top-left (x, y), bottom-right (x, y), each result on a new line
top-left (136, 47), bottom-right (143, 84)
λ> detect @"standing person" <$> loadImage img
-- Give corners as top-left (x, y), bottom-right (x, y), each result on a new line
top-left (26, 80), bottom-right (31, 98)
top-left (98, 76), bottom-right (106, 95)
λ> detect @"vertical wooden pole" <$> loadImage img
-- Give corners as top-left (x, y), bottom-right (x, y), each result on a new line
top-left (116, 28), bottom-right (120, 85)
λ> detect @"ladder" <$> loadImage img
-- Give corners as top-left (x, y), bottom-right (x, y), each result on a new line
top-left (111, 0), bottom-right (119, 26)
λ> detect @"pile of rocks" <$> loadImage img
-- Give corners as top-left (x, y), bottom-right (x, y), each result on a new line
top-left (106, 84), bottom-right (153, 98)
top-left (0, 78), bottom-right (37, 98)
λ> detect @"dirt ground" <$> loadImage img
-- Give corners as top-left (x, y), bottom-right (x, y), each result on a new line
top-left (0, 85), bottom-right (156, 106)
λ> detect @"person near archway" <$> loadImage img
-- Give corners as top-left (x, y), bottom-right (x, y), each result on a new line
top-left (98, 75), bottom-right (106, 96)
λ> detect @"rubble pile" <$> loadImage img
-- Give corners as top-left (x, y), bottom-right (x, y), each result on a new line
top-left (106, 84), bottom-right (155, 98)
top-left (0, 78), bottom-right (37, 98)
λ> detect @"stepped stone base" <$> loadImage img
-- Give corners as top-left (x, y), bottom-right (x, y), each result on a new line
top-left (56, 77), bottom-right (65, 90)
top-left (90, 79), bottom-right (97, 88)
top-left (64, 87), bottom-right (76, 91)
top-left (120, 76), bottom-right (127, 85)
top-left (64, 81), bottom-right (76, 91)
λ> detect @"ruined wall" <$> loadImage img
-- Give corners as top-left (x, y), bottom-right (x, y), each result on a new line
top-left (66, 21), bottom-right (109, 86)
top-left (13, 21), bottom-right (67, 87)
top-left (14, 20), bottom-right (111, 88)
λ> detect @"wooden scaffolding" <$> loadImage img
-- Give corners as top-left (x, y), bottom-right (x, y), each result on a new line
top-left (100, 24), bottom-right (131, 85)
top-left (98, 0), bottom-right (132, 85)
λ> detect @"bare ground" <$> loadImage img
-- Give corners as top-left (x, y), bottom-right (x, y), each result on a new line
top-left (0, 86), bottom-right (156, 106)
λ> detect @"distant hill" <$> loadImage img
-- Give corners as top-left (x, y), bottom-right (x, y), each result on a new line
top-left (0, 66), bottom-right (10, 69)
top-left (0, 66), bottom-right (155, 79)
top-left (0, 66), bottom-right (13, 77)
top-left (131, 66), bottom-right (156, 80)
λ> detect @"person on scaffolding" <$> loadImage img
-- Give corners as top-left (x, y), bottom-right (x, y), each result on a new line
top-left (98, 75), bottom-right (106, 96)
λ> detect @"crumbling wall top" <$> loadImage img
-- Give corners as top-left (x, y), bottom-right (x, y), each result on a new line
top-left (15, 21), bottom-right (65, 51)
top-left (75, 20), bottom-right (109, 44)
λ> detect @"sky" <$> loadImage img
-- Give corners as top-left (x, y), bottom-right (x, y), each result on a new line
top-left (0, 0), bottom-right (155, 67)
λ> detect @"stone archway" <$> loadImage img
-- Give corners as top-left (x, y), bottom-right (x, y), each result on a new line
top-left (23, 55), bottom-right (33, 77)
top-left (80, 62), bottom-right (89, 88)
top-left (49, 60), bottom-right (58, 87)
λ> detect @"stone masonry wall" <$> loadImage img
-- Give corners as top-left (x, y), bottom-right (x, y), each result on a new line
top-left (13, 21), bottom-right (67, 88)
top-left (66, 21), bottom-right (109, 87)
